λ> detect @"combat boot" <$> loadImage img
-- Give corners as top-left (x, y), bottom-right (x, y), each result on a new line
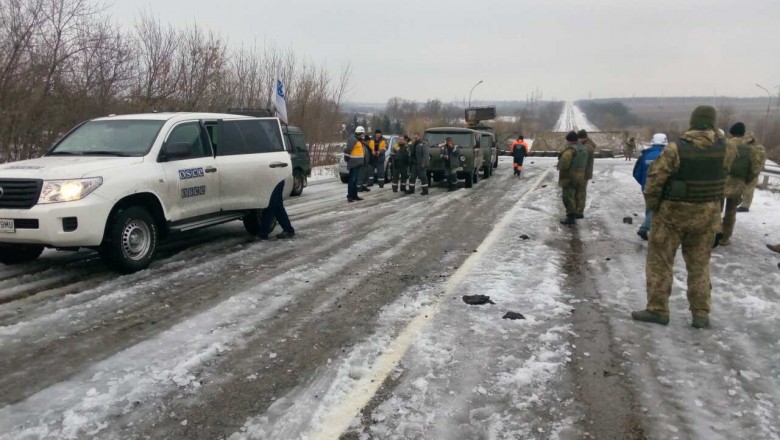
top-left (637, 229), bottom-right (649, 241)
top-left (421, 186), bottom-right (429, 196)
top-left (631, 309), bottom-right (670, 326)
top-left (392, 184), bottom-right (398, 193)
top-left (400, 184), bottom-right (407, 193)
top-left (560, 214), bottom-right (576, 225)
top-left (691, 316), bottom-right (710, 329)
top-left (736, 207), bottom-right (749, 213)
top-left (405, 185), bottom-right (415, 194)
top-left (575, 214), bottom-right (584, 219)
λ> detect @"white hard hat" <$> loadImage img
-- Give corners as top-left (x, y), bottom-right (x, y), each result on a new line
top-left (651, 133), bottom-right (668, 145)
top-left (355, 126), bottom-right (366, 134)
top-left (717, 128), bottom-right (725, 136)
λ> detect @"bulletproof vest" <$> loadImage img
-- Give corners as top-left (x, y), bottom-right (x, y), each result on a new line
top-left (662, 137), bottom-right (726, 203)
top-left (570, 144), bottom-right (589, 171)
top-left (729, 143), bottom-right (752, 179)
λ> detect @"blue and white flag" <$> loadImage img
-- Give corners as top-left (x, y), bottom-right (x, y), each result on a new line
top-left (273, 78), bottom-right (288, 124)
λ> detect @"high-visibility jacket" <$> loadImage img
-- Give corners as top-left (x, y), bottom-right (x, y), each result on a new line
top-left (510, 141), bottom-right (529, 159)
top-left (369, 138), bottom-right (388, 156)
top-left (343, 135), bottom-right (365, 170)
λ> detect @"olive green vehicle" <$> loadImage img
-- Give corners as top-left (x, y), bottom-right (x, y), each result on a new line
top-left (465, 106), bottom-right (499, 177)
top-left (422, 127), bottom-right (485, 188)
top-left (282, 125), bottom-right (311, 196)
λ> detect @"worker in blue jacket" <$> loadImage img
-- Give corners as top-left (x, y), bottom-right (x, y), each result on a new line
top-left (633, 133), bottom-right (667, 240)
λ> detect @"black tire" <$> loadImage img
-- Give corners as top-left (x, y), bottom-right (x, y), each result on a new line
top-left (493, 157), bottom-right (498, 169)
top-left (340, 175), bottom-right (349, 184)
top-left (472, 169), bottom-right (479, 185)
top-left (243, 209), bottom-right (277, 237)
top-left (0, 244), bottom-right (44, 265)
top-left (464, 173), bottom-right (473, 188)
top-left (483, 165), bottom-right (490, 179)
top-left (100, 206), bottom-right (158, 273)
top-left (290, 170), bottom-right (305, 197)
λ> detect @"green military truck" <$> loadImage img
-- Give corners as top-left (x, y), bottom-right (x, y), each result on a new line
top-left (281, 125), bottom-right (311, 196)
top-left (465, 106), bottom-right (499, 177)
top-left (422, 127), bottom-right (485, 188)
top-left (227, 109), bottom-right (311, 196)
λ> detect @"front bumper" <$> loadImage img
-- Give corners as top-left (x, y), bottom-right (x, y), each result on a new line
top-left (0, 193), bottom-right (112, 247)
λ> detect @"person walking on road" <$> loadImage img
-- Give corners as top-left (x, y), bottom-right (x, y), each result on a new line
top-left (441, 137), bottom-right (461, 192)
top-left (407, 133), bottom-right (430, 195)
top-left (720, 123), bottom-right (763, 246)
top-left (390, 135), bottom-right (411, 193)
top-left (633, 133), bottom-right (667, 240)
top-left (344, 126), bottom-right (367, 203)
top-left (577, 129), bottom-right (597, 218)
top-left (631, 106), bottom-right (735, 329)
top-left (369, 129), bottom-right (389, 188)
top-left (625, 137), bottom-right (637, 161)
top-left (259, 181), bottom-right (295, 239)
top-left (738, 142), bottom-right (767, 212)
top-left (558, 131), bottom-right (588, 225)
top-left (510, 136), bottom-right (529, 176)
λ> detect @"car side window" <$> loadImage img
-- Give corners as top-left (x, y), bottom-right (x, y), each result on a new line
top-left (290, 133), bottom-right (307, 153)
top-left (235, 120), bottom-right (285, 153)
top-left (217, 121), bottom-right (249, 156)
top-left (166, 123), bottom-right (210, 160)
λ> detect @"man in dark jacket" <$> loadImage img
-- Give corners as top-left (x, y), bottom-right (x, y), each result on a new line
top-left (633, 133), bottom-right (667, 240)
top-left (441, 137), bottom-right (461, 192)
top-left (407, 133), bottom-right (430, 195)
top-left (390, 135), bottom-right (411, 193)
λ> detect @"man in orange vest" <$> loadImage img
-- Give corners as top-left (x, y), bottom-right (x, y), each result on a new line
top-left (509, 136), bottom-right (530, 176)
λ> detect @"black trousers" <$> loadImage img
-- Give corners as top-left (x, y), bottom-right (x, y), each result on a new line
top-left (260, 181), bottom-right (294, 238)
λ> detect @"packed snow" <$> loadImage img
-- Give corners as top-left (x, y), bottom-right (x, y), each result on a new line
top-left (554, 102), bottom-right (599, 132)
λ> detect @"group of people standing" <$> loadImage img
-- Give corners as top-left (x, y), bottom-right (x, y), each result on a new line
top-left (343, 127), bottom-right (431, 202)
top-left (556, 129), bottom-right (597, 225)
top-left (556, 106), bottom-right (772, 329)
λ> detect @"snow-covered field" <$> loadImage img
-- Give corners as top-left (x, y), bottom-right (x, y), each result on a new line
top-left (1, 156), bottom-right (778, 439)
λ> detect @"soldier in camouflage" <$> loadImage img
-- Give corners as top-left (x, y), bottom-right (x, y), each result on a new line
top-left (558, 131), bottom-right (589, 225)
top-left (720, 123), bottom-right (764, 245)
top-left (738, 142), bottom-right (767, 212)
top-left (577, 129), bottom-right (597, 218)
top-left (632, 106), bottom-right (735, 329)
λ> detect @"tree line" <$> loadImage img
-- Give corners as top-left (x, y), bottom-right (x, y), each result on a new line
top-left (0, 0), bottom-right (351, 163)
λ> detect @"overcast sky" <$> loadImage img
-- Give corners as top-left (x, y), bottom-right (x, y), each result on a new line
top-left (111, 0), bottom-right (780, 104)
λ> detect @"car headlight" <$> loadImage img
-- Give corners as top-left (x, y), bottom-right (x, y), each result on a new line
top-left (459, 155), bottom-right (466, 162)
top-left (38, 178), bottom-right (103, 204)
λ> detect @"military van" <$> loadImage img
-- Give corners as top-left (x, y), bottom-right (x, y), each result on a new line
top-left (422, 127), bottom-right (484, 188)
top-left (476, 131), bottom-right (497, 178)
top-left (465, 106), bottom-right (499, 176)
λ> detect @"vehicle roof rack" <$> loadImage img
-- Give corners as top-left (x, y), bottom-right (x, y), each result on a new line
top-left (226, 108), bottom-right (274, 118)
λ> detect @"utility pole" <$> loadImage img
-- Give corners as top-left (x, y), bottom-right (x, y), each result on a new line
top-left (756, 83), bottom-right (771, 142)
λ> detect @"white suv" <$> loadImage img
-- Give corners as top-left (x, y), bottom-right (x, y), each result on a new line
top-left (0, 112), bottom-right (292, 273)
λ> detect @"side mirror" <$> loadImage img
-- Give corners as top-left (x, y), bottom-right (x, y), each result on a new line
top-left (162, 142), bottom-right (192, 161)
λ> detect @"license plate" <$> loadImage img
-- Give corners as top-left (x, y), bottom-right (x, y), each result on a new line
top-left (0, 219), bottom-right (15, 233)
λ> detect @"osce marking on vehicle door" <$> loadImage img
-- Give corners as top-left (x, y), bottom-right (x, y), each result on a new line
top-left (181, 186), bottom-right (206, 198)
top-left (178, 167), bottom-right (205, 180)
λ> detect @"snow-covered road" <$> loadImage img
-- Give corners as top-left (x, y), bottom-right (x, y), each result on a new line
top-left (554, 102), bottom-right (599, 132)
top-left (1, 158), bottom-right (778, 439)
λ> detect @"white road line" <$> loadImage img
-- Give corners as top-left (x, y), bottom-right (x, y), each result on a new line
top-left (306, 167), bottom-right (554, 440)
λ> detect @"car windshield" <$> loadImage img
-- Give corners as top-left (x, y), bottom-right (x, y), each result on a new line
top-left (423, 132), bottom-right (473, 147)
top-left (49, 120), bottom-right (165, 157)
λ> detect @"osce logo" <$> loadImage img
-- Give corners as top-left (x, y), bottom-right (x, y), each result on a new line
top-left (181, 186), bottom-right (206, 198)
top-left (178, 167), bottom-right (205, 180)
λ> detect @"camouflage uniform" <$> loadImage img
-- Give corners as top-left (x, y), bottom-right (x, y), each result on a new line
top-left (558, 143), bottom-right (588, 219)
top-left (579, 137), bottom-right (597, 217)
top-left (740, 144), bottom-right (767, 209)
top-left (641, 129), bottom-right (735, 322)
top-left (722, 134), bottom-right (763, 243)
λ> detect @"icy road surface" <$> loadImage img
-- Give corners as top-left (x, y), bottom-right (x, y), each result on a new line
top-left (554, 102), bottom-right (599, 133)
top-left (0, 158), bottom-right (778, 439)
